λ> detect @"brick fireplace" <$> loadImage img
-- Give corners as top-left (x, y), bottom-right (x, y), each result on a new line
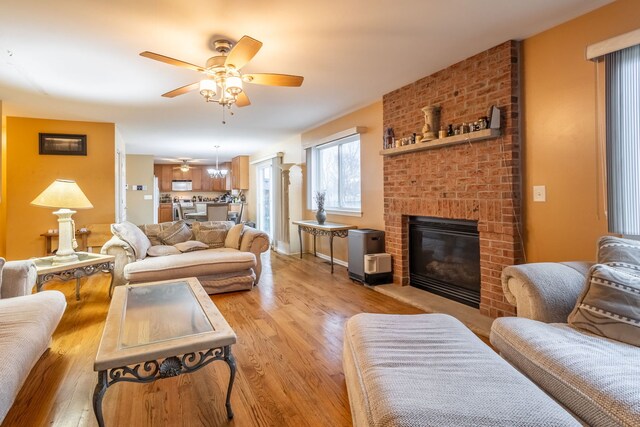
top-left (382, 40), bottom-right (523, 318)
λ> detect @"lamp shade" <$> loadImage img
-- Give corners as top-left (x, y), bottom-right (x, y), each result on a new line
top-left (31, 179), bottom-right (93, 209)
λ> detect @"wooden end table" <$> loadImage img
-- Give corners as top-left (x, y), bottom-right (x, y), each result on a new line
top-left (40, 229), bottom-right (91, 255)
top-left (93, 277), bottom-right (237, 427)
top-left (33, 252), bottom-right (115, 301)
top-left (292, 220), bottom-right (357, 273)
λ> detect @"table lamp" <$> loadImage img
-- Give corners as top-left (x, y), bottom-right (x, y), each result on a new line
top-left (31, 179), bottom-right (93, 265)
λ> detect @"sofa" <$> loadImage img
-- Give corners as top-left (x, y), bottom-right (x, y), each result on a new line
top-left (101, 220), bottom-right (270, 294)
top-left (491, 259), bottom-right (640, 426)
top-left (0, 258), bottom-right (67, 424)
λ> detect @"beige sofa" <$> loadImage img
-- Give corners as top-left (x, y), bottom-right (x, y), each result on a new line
top-left (0, 258), bottom-right (66, 424)
top-left (491, 262), bottom-right (640, 426)
top-left (101, 221), bottom-right (269, 294)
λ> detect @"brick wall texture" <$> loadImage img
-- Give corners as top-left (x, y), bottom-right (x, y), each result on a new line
top-left (382, 40), bottom-right (523, 318)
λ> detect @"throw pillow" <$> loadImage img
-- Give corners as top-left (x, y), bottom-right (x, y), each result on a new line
top-left (597, 235), bottom-right (640, 275)
top-left (111, 221), bottom-right (152, 260)
top-left (139, 222), bottom-right (175, 246)
top-left (174, 240), bottom-right (209, 253)
top-left (568, 264), bottom-right (640, 347)
top-left (147, 245), bottom-right (181, 257)
top-left (157, 220), bottom-right (192, 245)
top-left (225, 223), bottom-right (244, 250)
top-left (193, 221), bottom-right (233, 248)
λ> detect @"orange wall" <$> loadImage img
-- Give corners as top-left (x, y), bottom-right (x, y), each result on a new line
top-left (301, 101), bottom-right (384, 262)
top-left (522, 0), bottom-right (639, 262)
top-left (0, 104), bottom-right (6, 258)
top-left (4, 117), bottom-right (115, 260)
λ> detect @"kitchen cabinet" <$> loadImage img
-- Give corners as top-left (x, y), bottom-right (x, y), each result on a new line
top-left (191, 167), bottom-right (202, 191)
top-left (158, 203), bottom-right (173, 223)
top-left (173, 167), bottom-right (192, 181)
top-left (212, 162), bottom-right (231, 191)
top-left (155, 164), bottom-right (173, 192)
top-left (200, 166), bottom-right (213, 191)
top-left (231, 156), bottom-right (249, 190)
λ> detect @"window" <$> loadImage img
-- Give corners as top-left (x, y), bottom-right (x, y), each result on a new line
top-left (605, 44), bottom-right (640, 235)
top-left (309, 134), bottom-right (361, 213)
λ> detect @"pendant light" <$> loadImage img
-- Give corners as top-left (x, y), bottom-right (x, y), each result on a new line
top-left (207, 146), bottom-right (228, 178)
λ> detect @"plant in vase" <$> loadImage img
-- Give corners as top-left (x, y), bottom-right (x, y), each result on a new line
top-left (314, 191), bottom-right (327, 225)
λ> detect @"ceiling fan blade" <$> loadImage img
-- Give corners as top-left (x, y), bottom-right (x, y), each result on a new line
top-left (162, 82), bottom-right (200, 98)
top-left (236, 91), bottom-right (251, 107)
top-left (243, 73), bottom-right (304, 87)
top-left (224, 36), bottom-right (263, 70)
top-left (140, 51), bottom-right (204, 72)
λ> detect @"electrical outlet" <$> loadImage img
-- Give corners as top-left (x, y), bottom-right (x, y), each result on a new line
top-left (533, 185), bottom-right (546, 202)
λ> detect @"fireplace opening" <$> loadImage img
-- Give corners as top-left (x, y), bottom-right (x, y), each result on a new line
top-left (409, 216), bottom-right (480, 308)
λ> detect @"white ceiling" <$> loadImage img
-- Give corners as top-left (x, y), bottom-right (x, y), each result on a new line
top-left (0, 0), bottom-right (611, 163)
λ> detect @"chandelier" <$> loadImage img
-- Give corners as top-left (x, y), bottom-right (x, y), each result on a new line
top-left (207, 146), bottom-right (228, 178)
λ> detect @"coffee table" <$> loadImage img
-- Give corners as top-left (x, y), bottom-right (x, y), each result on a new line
top-left (92, 277), bottom-right (237, 427)
top-left (33, 252), bottom-right (115, 300)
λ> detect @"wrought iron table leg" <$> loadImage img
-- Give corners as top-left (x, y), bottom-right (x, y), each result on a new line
top-left (108, 269), bottom-right (115, 298)
top-left (330, 233), bottom-right (334, 273)
top-left (75, 277), bottom-right (81, 301)
top-left (93, 370), bottom-right (108, 427)
top-left (223, 346), bottom-right (236, 419)
top-left (313, 235), bottom-right (317, 257)
top-left (298, 225), bottom-right (302, 259)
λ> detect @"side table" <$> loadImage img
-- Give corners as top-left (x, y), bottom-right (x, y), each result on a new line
top-left (292, 220), bottom-right (357, 273)
top-left (41, 229), bottom-right (91, 255)
top-left (33, 252), bottom-right (115, 300)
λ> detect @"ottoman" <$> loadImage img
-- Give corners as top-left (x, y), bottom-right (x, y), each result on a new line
top-left (343, 313), bottom-right (580, 427)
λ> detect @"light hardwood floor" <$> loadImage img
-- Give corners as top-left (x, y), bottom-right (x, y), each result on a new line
top-left (2, 252), bottom-right (422, 427)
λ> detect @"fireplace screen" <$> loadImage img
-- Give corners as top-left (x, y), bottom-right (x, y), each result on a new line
top-left (409, 217), bottom-right (480, 308)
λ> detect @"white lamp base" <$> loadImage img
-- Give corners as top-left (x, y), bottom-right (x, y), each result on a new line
top-left (51, 208), bottom-right (79, 265)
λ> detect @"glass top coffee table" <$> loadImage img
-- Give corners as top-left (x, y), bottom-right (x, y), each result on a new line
top-left (93, 277), bottom-right (237, 427)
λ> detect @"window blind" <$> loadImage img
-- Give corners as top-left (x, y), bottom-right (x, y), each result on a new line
top-left (606, 44), bottom-right (640, 235)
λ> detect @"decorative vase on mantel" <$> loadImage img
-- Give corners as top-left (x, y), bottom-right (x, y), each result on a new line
top-left (314, 190), bottom-right (327, 225)
top-left (421, 105), bottom-right (441, 141)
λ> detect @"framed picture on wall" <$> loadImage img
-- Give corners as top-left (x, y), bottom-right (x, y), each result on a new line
top-left (39, 133), bottom-right (87, 156)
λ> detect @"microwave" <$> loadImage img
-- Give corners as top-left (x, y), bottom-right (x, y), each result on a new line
top-left (171, 180), bottom-right (192, 191)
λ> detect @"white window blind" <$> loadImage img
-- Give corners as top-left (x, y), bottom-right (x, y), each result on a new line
top-left (606, 44), bottom-right (640, 235)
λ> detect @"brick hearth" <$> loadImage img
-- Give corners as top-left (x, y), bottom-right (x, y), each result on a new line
top-left (382, 40), bottom-right (523, 318)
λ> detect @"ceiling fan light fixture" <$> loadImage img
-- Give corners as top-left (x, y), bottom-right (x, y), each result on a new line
top-left (199, 79), bottom-right (217, 101)
top-left (180, 163), bottom-right (190, 172)
top-left (225, 76), bottom-right (243, 96)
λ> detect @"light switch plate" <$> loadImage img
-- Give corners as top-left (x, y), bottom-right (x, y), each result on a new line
top-left (143, 195), bottom-right (152, 200)
top-left (533, 185), bottom-right (546, 202)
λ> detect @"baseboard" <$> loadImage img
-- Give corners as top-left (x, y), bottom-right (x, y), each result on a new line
top-left (314, 252), bottom-right (348, 268)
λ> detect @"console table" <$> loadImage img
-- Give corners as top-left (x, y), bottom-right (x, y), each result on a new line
top-left (292, 220), bottom-right (356, 273)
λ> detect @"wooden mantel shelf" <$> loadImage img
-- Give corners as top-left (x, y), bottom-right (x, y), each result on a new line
top-left (380, 128), bottom-right (501, 157)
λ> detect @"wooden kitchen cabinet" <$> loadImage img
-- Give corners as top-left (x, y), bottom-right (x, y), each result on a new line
top-left (155, 164), bottom-right (173, 192)
top-left (158, 203), bottom-right (173, 223)
top-left (191, 166), bottom-right (202, 191)
top-left (200, 166), bottom-right (213, 191)
top-left (173, 167), bottom-right (192, 181)
top-left (231, 156), bottom-right (249, 190)
top-left (212, 162), bottom-right (231, 191)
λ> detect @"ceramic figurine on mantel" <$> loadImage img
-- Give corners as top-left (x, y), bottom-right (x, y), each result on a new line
top-left (314, 191), bottom-right (327, 225)
top-left (421, 105), bottom-right (441, 141)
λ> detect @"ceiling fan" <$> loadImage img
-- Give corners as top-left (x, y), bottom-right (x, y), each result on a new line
top-left (160, 159), bottom-right (205, 172)
top-left (140, 35), bottom-right (304, 121)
